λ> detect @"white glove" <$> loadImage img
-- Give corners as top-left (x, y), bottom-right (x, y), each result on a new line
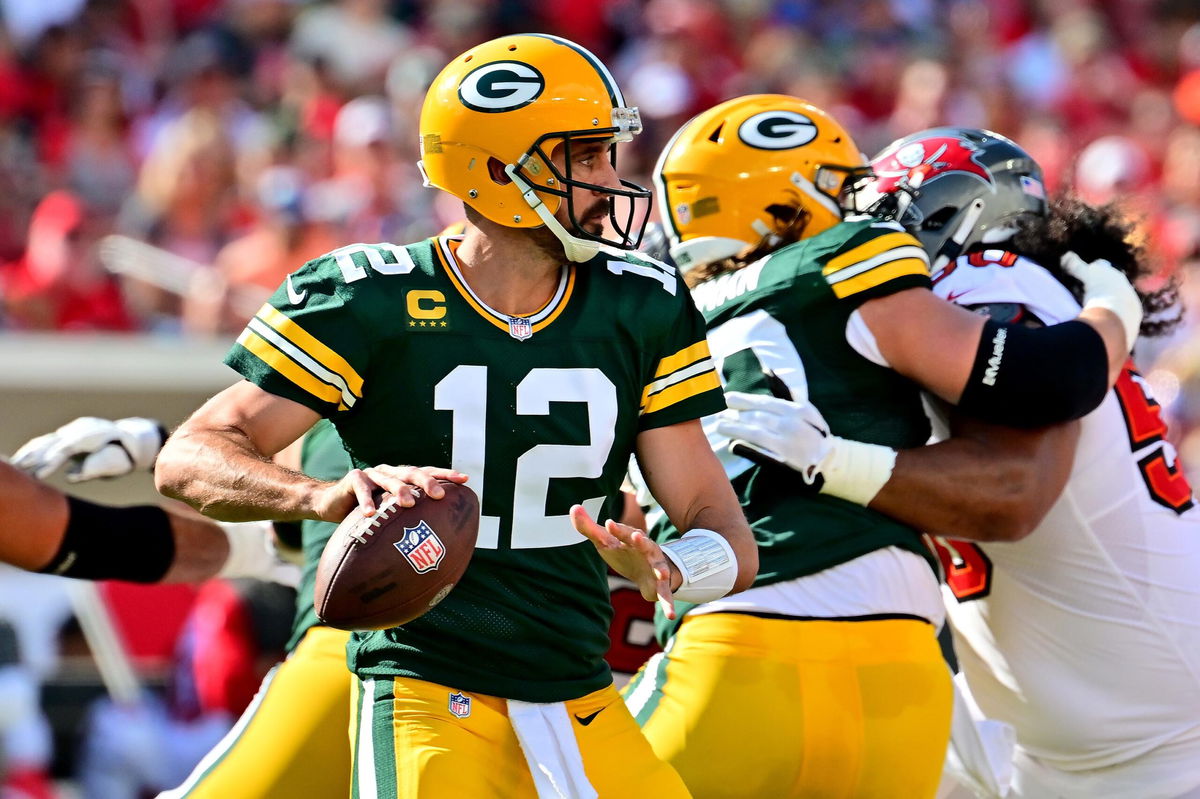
top-left (218, 521), bottom-right (302, 587)
top-left (1061, 250), bottom-right (1142, 353)
top-left (716, 392), bottom-right (897, 506)
top-left (715, 392), bottom-right (833, 484)
top-left (11, 417), bottom-right (165, 482)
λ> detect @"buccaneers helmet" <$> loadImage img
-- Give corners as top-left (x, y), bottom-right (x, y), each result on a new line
top-left (654, 94), bottom-right (869, 272)
top-left (850, 127), bottom-right (1047, 271)
top-left (419, 34), bottom-right (650, 262)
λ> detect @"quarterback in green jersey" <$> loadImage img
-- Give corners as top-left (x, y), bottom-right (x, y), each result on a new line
top-left (623, 95), bottom-right (1142, 799)
top-left (155, 34), bottom-right (756, 799)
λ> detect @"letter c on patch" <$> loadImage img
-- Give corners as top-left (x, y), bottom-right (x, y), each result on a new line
top-left (407, 290), bottom-right (446, 320)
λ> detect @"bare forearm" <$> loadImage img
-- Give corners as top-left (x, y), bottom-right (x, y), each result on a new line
top-left (870, 420), bottom-right (1078, 542)
top-left (682, 493), bottom-right (757, 593)
top-left (158, 508), bottom-right (230, 583)
top-left (1079, 306), bottom-right (1130, 387)
top-left (0, 460), bottom-right (69, 570)
top-left (155, 427), bottom-right (327, 522)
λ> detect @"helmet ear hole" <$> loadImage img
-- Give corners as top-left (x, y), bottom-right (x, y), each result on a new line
top-left (487, 158), bottom-right (512, 185)
top-left (708, 123), bottom-right (725, 143)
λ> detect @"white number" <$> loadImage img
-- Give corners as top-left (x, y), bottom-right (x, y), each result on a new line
top-left (705, 309), bottom-right (809, 479)
top-left (606, 259), bottom-right (677, 295)
top-left (332, 243), bottom-right (415, 283)
top-left (434, 366), bottom-right (617, 549)
top-left (434, 365), bottom-right (498, 548)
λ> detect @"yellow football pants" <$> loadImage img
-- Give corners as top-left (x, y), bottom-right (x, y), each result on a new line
top-left (159, 626), bottom-right (352, 799)
top-left (625, 612), bottom-right (952, 799)
top-left (350, 677), bottom-right (691, 798)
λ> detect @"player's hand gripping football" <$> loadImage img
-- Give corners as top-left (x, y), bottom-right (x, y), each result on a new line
top-left (570, 504), bottom-right (681, 620)
top-left (716, 392), bottom-right (833, 483)
top-left (11, 416), bottom-right (166, 482)
top-left (312, 464), bottom-right (469, 522)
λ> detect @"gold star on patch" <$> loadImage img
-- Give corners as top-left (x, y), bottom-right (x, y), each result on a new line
top-left (409, 320), bottom-right (416, 327)
top-left (440, 321), bottom-right (447, 327)
top-left (419, 321), bottom-right (427, 327)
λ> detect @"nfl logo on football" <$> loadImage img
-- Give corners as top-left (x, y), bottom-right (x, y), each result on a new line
top-left (395, 521), bottom-right (446, 573)
top-left (448, 691), bottom-right (471, 718)
top-left (508, 315), bottom-right (533, 341)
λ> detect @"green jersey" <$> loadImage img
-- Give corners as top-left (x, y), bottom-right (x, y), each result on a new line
top-left (285, 418), bottom-right (351, 652)
top-left (653, 218), bottom-right (938, 634)
top-left (225, 236), bottom-right (723, 702)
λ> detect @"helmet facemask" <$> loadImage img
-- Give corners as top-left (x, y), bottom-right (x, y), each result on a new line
top-left (504, 110), bottom-right (652, 263)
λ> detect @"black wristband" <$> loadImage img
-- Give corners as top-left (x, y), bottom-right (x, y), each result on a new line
top-left (39, 497), bottom-right (175, 583)
top-left (958, 319), bottom-right (1108, 428)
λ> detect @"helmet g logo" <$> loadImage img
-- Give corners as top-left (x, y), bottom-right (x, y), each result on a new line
top-left (738, 111), bottom-right (819, 150)
top-left (458, 61), bottom-right (545, 113)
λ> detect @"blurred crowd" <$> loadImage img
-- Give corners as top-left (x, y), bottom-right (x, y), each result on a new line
top-left (2, 0), bottom-right (1200, 414)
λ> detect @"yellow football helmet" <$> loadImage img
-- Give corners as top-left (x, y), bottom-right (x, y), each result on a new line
top-left (419, 34), bottom-right (650, 262)
top-left (655, 94), bottom-right (868, 271)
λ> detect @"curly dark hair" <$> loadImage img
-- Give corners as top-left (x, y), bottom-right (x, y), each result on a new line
top-left (1007, 195), bottom-right (1182, 338)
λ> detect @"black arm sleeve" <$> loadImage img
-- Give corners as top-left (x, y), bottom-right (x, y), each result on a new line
top-left (957, 319), bottom-right (1108, 428)
top-left (39, 497), bottom-right (175, 583)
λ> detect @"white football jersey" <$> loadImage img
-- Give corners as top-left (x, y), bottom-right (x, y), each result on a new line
top-left (930, 251), bottom-right (1200, 782)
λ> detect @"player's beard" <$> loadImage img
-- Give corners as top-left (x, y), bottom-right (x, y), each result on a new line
top-left (526, 197), bottom-right (611, 262)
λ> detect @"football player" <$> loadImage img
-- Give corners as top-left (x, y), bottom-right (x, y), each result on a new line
top-left (623, 96), bottom-right (1143, 798)
top-left (153, 34), bottom-right (757, 799)
top-left (3, 417), bottom-right (277, 585)
top-left (733, 127), bottom-right (1200, 798)
top-left (4, 417), bottom-right (353, 798)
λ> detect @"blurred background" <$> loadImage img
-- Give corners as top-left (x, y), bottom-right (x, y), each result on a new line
top-left (2, 0), bottom-right (1200, 795)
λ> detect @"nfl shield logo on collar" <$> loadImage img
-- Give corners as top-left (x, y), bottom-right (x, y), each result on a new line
top-left (508, 315), bottom-right (533, 341)
top-left (449, 691), bottom-right (471, 718)
top-left (394, 520), bottom-right (446, 573)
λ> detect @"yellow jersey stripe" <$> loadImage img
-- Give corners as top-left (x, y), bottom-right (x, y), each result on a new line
top-left (256, 305), bottom-right (364, 397)
top-left (641, 357), bottom-right (716, 408)
top-left (830, 257), bottom-right (930, 299)
top-left (237, 329), bottom-right (348, 410)
top-left (823, 232), bottom-right (921, 277)
top-left (654, 340), bottom-right (712, 379)
top-left (642, 371), bottom-right (721, 415)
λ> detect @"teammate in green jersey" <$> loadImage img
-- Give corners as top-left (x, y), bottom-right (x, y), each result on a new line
top-left (622, 95), bottom-right (1143, 798)
top-left (154, 34), bottom-right (757, 799)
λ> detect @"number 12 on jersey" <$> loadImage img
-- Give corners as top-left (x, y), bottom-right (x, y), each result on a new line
top-left (435, 365), bottom-right (616, 550)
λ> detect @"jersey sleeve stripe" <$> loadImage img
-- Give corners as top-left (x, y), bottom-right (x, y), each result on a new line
top-left (829, 257), bottom-right (930, 299)
top-left (236, 328), bottom-right (349, 410)
top-left (641, 371), bottom-right (721, 416)
top-left (640, 357), bottom-right (716, 408)
top-left (825, 245), bottom-right (929, 287)
top-left (245, 318), bottom-right (357, 408)
top-left (654, 340), bottom-right (712, 378)
top-left (823, 233), bottom-right (927, 277)
top-left (255, 305), bottom-right (365, 396)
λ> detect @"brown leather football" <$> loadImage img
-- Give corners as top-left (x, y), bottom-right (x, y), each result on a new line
top-left (314, 480), bottom-right (479, 630)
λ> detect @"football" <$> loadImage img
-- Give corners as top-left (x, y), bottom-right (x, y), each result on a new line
top-left (314, 481), bottom-right (480, 630)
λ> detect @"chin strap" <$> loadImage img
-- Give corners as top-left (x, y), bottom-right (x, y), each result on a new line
top-left (504, 163), bottom-right (601, 263)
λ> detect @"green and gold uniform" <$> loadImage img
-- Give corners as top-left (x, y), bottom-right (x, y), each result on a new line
top-left (162, 420), bottom-right (354, 799)
top-left (626, 219), bottom-right (953, 799)
top-left (225, 236), bottom-right (721, 797)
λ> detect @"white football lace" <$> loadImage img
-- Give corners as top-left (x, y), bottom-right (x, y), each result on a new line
top-left (350, 504), bottom-right (392, 544)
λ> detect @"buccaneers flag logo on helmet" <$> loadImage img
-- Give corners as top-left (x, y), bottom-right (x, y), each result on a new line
top-left (870, 136), bottom-right (995, 193)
